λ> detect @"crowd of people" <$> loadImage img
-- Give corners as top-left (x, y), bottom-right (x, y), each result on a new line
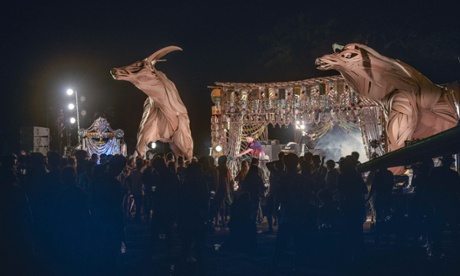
top-left (1, 146), bottom-right (459, 275)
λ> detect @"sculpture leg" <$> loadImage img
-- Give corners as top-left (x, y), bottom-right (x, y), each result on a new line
top-left (385, 92), bottom-right (418, 152)
top-left (385, 92), bottom-right (418, 175)
top-left (171, 132), bottom-right (193, 161)
top-left (170, 115), bottom-right (194, 160)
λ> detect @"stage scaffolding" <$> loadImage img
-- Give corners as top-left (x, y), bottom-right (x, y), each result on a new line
top-left (209, 75), bottom-right (386, 179)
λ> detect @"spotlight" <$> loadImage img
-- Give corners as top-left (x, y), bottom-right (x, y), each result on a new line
top-left (69, 117), bottom-right (76, 124)
top-left (214, 145), bottom-right (222, 152)
top-left (66, 88), bottom-right (74, 96)
top-left (68, 103), bottom-right (75, 110)
top-left (147, 141), bottom-right (157, 149)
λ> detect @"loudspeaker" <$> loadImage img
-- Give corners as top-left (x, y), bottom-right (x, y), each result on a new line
top-left (261, 144), bottom-right (281, 161)
top-left (20, 126), bottom-right (50, 137)
top-left (20, 126), bottom-right (50, 154)
top-left (32, 136), bottom-right (50, 147)
top-left (280, 143), bottom-right (300, 155)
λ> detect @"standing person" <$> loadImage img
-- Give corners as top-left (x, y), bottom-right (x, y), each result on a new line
top-left (234, 160), bottom-right (249, 187)
top-left (0, 168), bottom-right (34, 276)
top-left (265, 157), bottom-right (286, 233)
top-left (91, 155), bottom-right (127, 275)
top-left (199, 156), bottom-right (218, 228)
top-left (351, 151), bottom-right (361, 166)
top-left (236, 135), bottom-right (265, 159)
top-left (126, 157), bottom-right (145, 223)
top-left (425, 155), bottom-right (460, 258)
top-left (311, 155), bottom-right (326, 196)
top-left (56, 166), bottom-right (91, 275)
top-left (176, 156), bottom-right (187, 184)
top-left (27, 152), bottom-right (58, 272)
top-left (304, 152), bottom-right (313, 166)
top-left (272, 153), bottom-right (316, 272)
top-left (237, 165), bottom-right (265, 250)
top-left (239, 166), bottom-right (265, 220)
top-left (337, 156), bottom-right (368, 262)
top-left (210, 156), bottom-right (231, 228)
top-left (142, 159), bottom-right (155, 224)
top-left (411, 159), bottom-right (434, 246)
top-left (149, 156), bottom-right (179, 264)
top-left (324, 159), bottom-right (339, 202)
top-left (366, 167), bottom-right (394, 239)
top-left (177, 163), bottom-right (209, 275)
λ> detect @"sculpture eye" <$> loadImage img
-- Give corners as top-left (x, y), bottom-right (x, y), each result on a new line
top-left (343, 53), bottom-right (357, 59)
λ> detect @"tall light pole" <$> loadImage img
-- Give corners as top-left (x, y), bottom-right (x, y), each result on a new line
top-left (67, 88), bottom-right (81, 146)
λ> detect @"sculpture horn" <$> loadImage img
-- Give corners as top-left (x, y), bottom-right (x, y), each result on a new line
top-left (145, 46), bottom-right (183, 64)
top-left (332, 43), bottom-right (344, 53)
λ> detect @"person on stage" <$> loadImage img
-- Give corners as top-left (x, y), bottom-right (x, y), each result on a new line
top-left (236, 135), bottom-right (265, 159)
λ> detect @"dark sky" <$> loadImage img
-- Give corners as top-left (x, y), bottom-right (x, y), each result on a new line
top-left (1, 1), bottom-right (459, 156)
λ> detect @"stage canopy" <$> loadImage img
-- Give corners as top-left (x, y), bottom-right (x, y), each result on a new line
top-left (209, 75), bottom-right (385, 158)
top-left (209, 75), bottom-right (388, 178)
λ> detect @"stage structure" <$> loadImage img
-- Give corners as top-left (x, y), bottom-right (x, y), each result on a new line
top-left (79, 117), bottom-right (127, 157)
top-left (209, 75), bottom-right (385, 178)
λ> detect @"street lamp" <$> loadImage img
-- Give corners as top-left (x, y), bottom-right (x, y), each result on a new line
top-left (67, 88), bottom-right (81, 145)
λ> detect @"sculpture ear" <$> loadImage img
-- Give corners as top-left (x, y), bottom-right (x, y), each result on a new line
top-left (332, 43), bottom-right (344, 53)
top-left (145, 46), bottom-right (182, 67)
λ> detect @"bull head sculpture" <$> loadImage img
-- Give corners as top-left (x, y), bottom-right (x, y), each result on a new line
top-left (111, 46), bottom-right (193, 160)
top-left (316, 43), bottom-right (460, 173)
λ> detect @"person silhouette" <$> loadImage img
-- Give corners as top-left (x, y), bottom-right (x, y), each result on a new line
top-left (425, 155), bottom-right (460, 258)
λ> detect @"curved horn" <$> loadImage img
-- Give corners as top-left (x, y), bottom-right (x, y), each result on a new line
top-left (332, 43), bottom-right (344, 53)
top-left (145, 46), bottom-right (183, 64)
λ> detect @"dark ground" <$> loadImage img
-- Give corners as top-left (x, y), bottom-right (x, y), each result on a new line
top-left (117, 217), bottom-right (460, 276)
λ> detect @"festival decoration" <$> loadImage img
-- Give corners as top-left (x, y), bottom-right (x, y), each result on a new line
top-left (111, 46), bottom-right (193, 160)
top-left (316, 43), bottom-right (460, 149)
top-left (209, 76), bottom-right (385, 178)
top-left (316, 43), bottom-right (460, 172)
top-left (80, 117), bottom-right (126, 157)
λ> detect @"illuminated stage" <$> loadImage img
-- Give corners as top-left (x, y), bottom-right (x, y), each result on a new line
top-left (209, 76), bottom-right (383, 178)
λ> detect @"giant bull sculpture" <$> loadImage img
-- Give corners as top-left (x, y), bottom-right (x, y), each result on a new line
top-left (111, 46), bottom-right (193, 160)
top-left (316, 43), bottom-right (459, 172)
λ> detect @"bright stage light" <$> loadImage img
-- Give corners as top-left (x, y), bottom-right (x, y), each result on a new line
top-left (147, 141), bottom-right (157, 149)
top-left (66, 88), bottom-right (74, 96)
top-left (70, 117), bottom-right (76, 124)
top-left (68, 103), bottom-right (75, 110)
top-left (215, 145), bottom-right (222, 152)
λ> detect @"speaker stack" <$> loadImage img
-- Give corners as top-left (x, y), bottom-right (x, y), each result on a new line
top-left (20, 126), bottom-right (50, 155)
top-left (261, 140), bottom-right (281, 161)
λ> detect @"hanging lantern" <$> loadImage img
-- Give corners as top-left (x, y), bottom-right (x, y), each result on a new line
top-left (212, 105), bottom-right (221, 115)
top-left (211, 89), bottom-right (222, 104)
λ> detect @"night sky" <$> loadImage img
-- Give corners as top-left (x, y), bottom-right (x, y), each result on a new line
top-left (1, 1), bottom-right (459, 156)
